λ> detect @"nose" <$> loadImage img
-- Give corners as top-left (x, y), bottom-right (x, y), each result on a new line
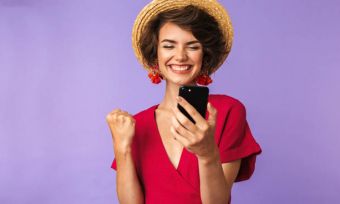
top-left (174, 47), bottom-right (188, 62)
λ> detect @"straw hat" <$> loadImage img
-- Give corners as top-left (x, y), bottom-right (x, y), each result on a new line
top-left (132, 0), bottom-right (234, 74)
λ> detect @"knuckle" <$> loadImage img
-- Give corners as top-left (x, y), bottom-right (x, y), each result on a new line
top-left (105, 114), bottom-right (111, 121)
top-left (182, 119), bottom-right (190, 126)
top-left (112, 114), bottom-right (118, 120)
top-left (188, 138), bottom-right (198, 148)
top-left (128, 117), bottom-right (136, 124)
top-left (190, 138), bottom-right (198, 146)
top-left (174, 123), bottom-right (180, 130)
top-left (117, 115), bottom-right (125, 121)
top-left (112, 108), bottom-right (121, 113)
top-left (194, 133), bottom-right (202, 141)
top-left (189, 110), bottom-right (197, 117)
top-left (199, 133), bottom-right (205, 140)
top-left (201, 124), bottom-right (209, 131)
top-left (212, 108), bottom-right (217, 114)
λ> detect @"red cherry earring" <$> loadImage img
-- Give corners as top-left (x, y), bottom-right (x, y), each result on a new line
top-left (148, 64), bottom-right (163, 84)
top-left (196, 72), bottom-right (213, 86)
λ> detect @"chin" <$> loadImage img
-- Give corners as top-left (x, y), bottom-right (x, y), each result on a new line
top-left (163, 73), bottom-right (198, 85)
top-left (170, 79), bottom-right (196, 86)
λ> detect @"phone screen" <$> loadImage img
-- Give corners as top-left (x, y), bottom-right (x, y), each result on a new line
top-left (177, 86), bottom-right (209, 124)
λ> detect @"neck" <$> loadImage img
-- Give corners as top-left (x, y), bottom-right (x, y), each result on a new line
top-left (158, 80), bottom-right (196, 111)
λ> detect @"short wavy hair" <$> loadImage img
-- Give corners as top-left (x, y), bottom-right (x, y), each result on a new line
top-left (139, 5), bottom-right (227, 75)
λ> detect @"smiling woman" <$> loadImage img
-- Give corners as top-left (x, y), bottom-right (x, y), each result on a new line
top-left (106, 1), bottom-right (262, 204)
top-left (157, 22), bottom-right (204, 86)
top-left (140, 5), bottom-right (228, 78)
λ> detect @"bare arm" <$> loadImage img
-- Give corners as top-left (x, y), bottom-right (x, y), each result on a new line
top-left (115, 145), bottom-right (144, 204)
top-left (106, 109), bottom-right (144, 204)
top-left (198, 149), bottom-right (241, 204)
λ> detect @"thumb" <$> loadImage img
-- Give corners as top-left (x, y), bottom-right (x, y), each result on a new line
top-left (207, 102), bottom-right (217, 125)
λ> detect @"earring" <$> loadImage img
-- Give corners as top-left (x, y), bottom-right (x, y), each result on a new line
top-left (148, 64), bottom-right (163, 84)
top-left (196, 72), bottom-right (213, 86)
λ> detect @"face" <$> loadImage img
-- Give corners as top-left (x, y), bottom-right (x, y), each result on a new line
top-left (157, 22), bottom-right (203, 86)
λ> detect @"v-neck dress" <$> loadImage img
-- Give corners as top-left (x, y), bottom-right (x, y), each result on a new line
top-left (111, 94), bottom-right (262, 204)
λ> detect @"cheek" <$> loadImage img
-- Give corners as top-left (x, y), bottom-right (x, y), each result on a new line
top-left (157, 49), bottom-right (172, 62)
top-left (190, 52), bottom-right (203, 64)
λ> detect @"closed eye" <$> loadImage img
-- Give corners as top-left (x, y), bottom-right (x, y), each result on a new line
top-left (188, 46), bottom-right (200, 50)
top-left (163, 45), bottom-right (174, 49)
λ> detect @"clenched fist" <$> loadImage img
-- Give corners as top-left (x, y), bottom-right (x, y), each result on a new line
top-left (106, 109), bottom-right (136, 151)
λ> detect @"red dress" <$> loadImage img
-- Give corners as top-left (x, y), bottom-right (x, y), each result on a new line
top-left (111, 94), bottom-right (262, 204)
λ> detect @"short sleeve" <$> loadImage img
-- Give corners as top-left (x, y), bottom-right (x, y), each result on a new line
top-left (219, 101), bottom-right (262, 182)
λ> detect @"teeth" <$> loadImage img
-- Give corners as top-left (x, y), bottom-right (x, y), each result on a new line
top-left (170, 65), bottom-right (191, 70)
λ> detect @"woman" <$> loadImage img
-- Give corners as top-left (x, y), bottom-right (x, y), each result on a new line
top-left (106, 0), bottom-right (262, 203)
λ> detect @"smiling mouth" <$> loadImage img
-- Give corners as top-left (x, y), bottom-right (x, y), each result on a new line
top-left (168, 64), bottom-right (192, 74)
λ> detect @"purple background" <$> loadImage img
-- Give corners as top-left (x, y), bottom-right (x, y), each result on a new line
top-left (1, 0), bottom-right (339, 203)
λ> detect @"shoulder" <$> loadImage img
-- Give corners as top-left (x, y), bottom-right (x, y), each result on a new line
top-left (209, 94), bottom-right (246, 113)
top-left (131, 104), bottom-right (157, 121)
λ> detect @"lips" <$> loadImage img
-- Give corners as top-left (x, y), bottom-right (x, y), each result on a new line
top-left (168, 64), bottom-right (192, 74)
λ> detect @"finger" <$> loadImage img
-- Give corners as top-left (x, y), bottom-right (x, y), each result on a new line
top-left (111, 109), bottom-right (132, 119)
top-left (111, 109), bottom-right (122, 114)
top-left (116, 112), bottom-right (135, 124)
top-left (120, 110), bottom-right (130, 115)
top-left (107, 109), bottom-right (120, 119)
top-left (119, 111), bottom-right (132, 119)
top-left (171, 105), bottom-right (197, 133)
top-left (124, 113), bottom-right (135, 123)
top-left (170, 126), bottom-right (190, 147)
top-left (207, 102), bottom-right (217, 126)
top-left (111, 111), bottom-right (127, 121)
top-left (117, 114), bottom-right (126, 122)
top-left (171, 116), bottom-right (193, 141)
top-left (176, 96), bottom-right (206, 125)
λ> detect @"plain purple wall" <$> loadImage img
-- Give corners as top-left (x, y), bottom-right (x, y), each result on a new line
top-left (1, 0), bottom-right (339, 203)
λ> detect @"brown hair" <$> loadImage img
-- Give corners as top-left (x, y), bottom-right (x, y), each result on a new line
top-left (139, 5), bottom-right (227, 75)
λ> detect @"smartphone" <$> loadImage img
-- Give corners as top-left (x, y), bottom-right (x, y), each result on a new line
top-left (177, 86), bottom-right (209, 124)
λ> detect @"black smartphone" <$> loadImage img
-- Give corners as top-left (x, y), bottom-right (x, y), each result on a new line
top-left (177, 86), bottom-right (209, 124)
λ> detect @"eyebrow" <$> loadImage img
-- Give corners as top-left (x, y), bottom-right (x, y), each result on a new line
top-left (160, 39), bottom-right (200, 45)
